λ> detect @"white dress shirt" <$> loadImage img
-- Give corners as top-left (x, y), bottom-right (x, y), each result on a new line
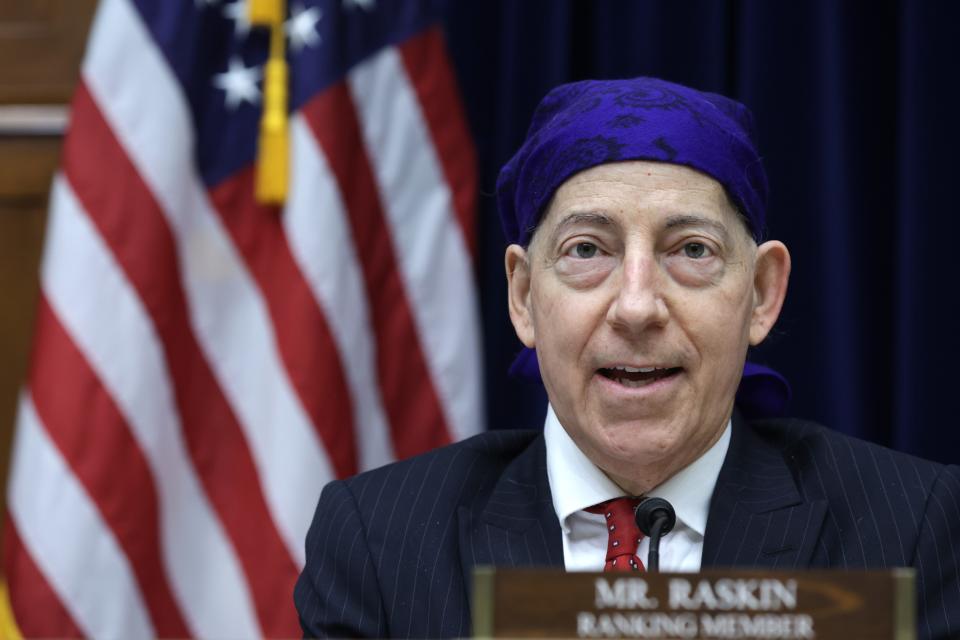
top-left (544, 404), bottom-right (730, 572)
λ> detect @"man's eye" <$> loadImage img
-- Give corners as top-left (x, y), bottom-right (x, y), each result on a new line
top-left (683, 242), bottom-right (709, 259)
top-left (569, 242), bottom-right (599, 259)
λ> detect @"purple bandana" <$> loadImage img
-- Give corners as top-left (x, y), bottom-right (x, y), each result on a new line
top-left (496, 77), bottom-right (789, 418)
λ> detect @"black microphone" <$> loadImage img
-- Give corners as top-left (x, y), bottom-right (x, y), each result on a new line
top-left (634, 497), bottom-right (676, 572)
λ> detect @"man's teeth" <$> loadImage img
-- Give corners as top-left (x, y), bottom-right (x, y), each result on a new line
top-left (601, 365), bottom-right (680, 387)
top-left (615, 366), bottom-right (657, 373)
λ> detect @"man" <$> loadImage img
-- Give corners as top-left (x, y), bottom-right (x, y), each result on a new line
top-left (294, 77), bottom-right (960, 638)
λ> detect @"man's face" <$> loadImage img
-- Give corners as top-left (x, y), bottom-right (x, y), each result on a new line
top-left (506, 161), bottom-right (788, 491)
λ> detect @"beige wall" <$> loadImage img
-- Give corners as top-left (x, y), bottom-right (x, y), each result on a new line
top-left (0, 0), bottom-right (98, 520)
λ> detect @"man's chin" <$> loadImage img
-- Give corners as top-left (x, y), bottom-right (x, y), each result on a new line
top-left (588, 378), bottom-right (689, 427)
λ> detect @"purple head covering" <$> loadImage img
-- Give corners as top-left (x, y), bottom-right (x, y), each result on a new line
top-left (496, 76), bottom-right (789, 417)
top-left (498, 77), bottom-right (768, 246)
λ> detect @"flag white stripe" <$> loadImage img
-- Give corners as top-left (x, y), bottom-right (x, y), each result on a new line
top-left (348, 48), bottom-right (484, 442)
top-left (82, 0), bottom-right (331, 564)
top-left (8, 393), bottom-right (155, 639)
top-left (286, 115), bottom-right (395, 472)
top-left (41, 175), bottom-right (261, 638)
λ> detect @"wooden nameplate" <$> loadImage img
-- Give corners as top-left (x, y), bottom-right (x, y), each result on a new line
top-left (472, 568), bottom-right (915, 639)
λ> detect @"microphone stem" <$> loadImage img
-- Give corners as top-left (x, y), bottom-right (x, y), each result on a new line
top-left (647, 518), bottom-right (665, 572)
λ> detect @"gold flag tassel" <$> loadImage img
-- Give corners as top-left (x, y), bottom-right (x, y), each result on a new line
top-left (0, 581), bottom-right (23, 640)
top-left (250, 0), bottom-right (288, 204)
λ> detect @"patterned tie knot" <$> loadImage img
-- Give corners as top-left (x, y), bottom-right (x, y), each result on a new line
top-left (585, 497), bottom-right (645, 572)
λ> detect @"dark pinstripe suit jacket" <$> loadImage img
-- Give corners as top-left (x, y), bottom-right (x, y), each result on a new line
top-left (294, 414), bottom-right (960, 639)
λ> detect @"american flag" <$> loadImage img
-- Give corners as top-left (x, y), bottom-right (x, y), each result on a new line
top-left (3, 0), bottom-right (482, 636)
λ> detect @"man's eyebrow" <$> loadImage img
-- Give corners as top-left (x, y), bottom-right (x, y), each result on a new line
top-left (546, 212), bottom-right (616, 246)
top-left (664, 214), bottom-right (731, 242)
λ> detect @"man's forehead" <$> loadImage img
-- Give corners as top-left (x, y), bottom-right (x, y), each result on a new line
top-left (532, 161), bottom-right (747, 246)
top-left (534, 212), bottom-right (744, 257)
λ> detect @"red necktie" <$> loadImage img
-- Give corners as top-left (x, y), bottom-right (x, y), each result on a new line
top-left (585, 497), bottom-right (645, 572)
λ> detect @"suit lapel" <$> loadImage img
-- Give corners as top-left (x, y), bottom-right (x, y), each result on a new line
top-left (702, 412), bottom-right (827, 569)
top-left (458, 433), bottom-right (563, 602)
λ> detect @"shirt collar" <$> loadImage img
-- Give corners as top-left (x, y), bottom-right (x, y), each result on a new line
top-left (544, 403), bottom-right (730, 537)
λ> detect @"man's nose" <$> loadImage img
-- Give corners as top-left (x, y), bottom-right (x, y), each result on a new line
top-left (605, 254), bottom-right (669, 333)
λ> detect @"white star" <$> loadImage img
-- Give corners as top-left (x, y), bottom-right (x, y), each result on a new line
top-left (286, 4), bottom-right (322, 53)
top-left (343, 0), bottom-right (375, 11)
top-left (222, 0), bottom-right (251, 39)
top-left (213, 57), bottom-right (261, 109)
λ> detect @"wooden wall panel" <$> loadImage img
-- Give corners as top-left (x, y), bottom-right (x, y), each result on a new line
top-left (0, 0), bottom-right (99, 104)
top-left (0, 0), bottom-right (97, 536)
top-left (0, 141), bottom-right (56, 523)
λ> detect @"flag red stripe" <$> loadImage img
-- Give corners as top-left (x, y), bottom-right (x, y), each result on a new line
top-left (26, 296), bottom-right (190, 636)
top-left (208, 168), bottom-right (358, 478)
top-left (62, 82), bottom-right (299, 637)
top-left (302, 82), bottom-right (453, 459)
top-left (4, 515), bottom-right (85, 638)
top-left (398, 27), bottom-right (479, 257)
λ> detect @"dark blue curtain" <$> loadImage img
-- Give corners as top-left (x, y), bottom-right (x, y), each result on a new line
top-left (441, 1), bottom-right (960, 465)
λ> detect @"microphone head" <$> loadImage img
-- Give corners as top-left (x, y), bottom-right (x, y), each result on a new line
top-left (634, 497), bottom-right (676, 536)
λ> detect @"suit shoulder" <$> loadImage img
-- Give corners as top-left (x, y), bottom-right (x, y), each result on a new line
top-left (331, 429), bottom-right (541, 505)
top-left (749, 416), bottom-right (950, 494)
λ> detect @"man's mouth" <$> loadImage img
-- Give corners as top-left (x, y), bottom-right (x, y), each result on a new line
top-left (597, 365), bottom-right (682, 388)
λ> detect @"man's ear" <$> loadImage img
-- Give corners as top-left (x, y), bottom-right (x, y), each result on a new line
top-left (749, 240), bottom-right (791, 345)
top-left (505, 244), bottom-right (536, 348)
